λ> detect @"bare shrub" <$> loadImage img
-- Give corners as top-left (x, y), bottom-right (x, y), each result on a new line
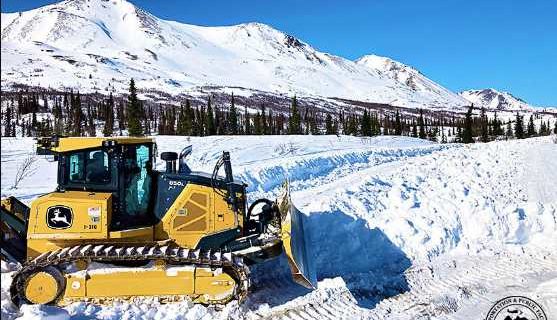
top-left (12, 154), bottom-right (38, 189)
top-left (274, 142), bottom-right (300, 156)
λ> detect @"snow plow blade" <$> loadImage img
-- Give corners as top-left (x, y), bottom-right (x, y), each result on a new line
top-left (278, 184), bottom-right (317, 289)
top-left (1, 197), bottom-right (29, 263)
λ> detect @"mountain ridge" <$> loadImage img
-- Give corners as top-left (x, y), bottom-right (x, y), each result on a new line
top-left (459, 88), bottom-right (535, 111)
top-left (1, 0), bottom-right (475, 111)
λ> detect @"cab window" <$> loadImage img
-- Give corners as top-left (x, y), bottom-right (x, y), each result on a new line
top-left (68, 150), bottom-right (110, 184)
top-left (124, 145), bottom-right (151, 217)
top-left (69, 153), bottom-right (84, 182)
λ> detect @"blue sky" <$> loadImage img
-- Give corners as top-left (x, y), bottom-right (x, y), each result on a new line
top-left (2, 0), bottom-right (556, 106)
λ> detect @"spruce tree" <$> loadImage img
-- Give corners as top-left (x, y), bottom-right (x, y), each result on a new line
top-left (192, 107), bottom-right (202, 136)
top-left (360, 109), bottom-right (371, 136)
top-left (167, 107), bottom-right (176, 135)
top-left (126, 79), bottom-right (143, 136)
top-left (539, 121), bottom-right (547, 136)
top-left (205, 97), bottom-right (216, 135)
top-left (102, 96), bottom-right (114, 137)
top-left (288, 96), bottom-right (301, 134)
top-left (158, 105), bottom-right (165, 135)
top-left (267, 109), bottom-right (273, 135)
top-left (215, 105), bottom-right (224, 135)
top-left (184, 100), bottom-right (193, 135)
top-left (506, 121), bottom-right (513, 139)
top-left (309, 111), bottom-right (319, 135)
top-left (254, 112), bottom-right (262, 135)
top-left (325, 113), bottom-right (334, 134)
top-left (418, 109), bottom-right (426, 139)
top-left (332, 118), bottom-right (339, 135)
top-left (554, 120), bottom-right (557, 134)
top-left (303, 108), bottom-right (309, 135)
top-left (244, 106), bottom-right (251, 135)
top-left (480, 107), bottom-right (489, 142)
top-left (514, 112), bottom-right (524, 139)
top-left (372, 113), bottom-right (381, 136)
top-left (4, 107), bottom-right (12, 137)
top-left (177, 105), bottom-right (187, 135)
top-left (526, 115), bottom-right (536, 137)
top-left (117, 100), bottom-right (125, 135)
top-left (462, 105), bottom-right (474, 143)
top-left (394, 110), bottom-right (402, 135)
top-left (86, 104), bottom-right (96, 136)
top-left (31, 112), bottom-right (38, 137)
top-left (228, 95), bottom-right (238, 135)
top-left (492, 112), bottom-right (503, 136)
top-left (53, 98), bottom-right (63, 135)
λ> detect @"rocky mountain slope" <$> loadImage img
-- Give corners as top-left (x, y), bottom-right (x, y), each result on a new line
top-left (459, 88), bottom-right (534, 111)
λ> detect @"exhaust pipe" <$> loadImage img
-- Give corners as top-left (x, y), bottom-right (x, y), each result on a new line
top-left (160, 152), bottom-right (178, 173)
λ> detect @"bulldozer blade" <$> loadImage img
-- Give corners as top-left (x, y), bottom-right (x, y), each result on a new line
top-left (278, 183), bottom-right (317, 289)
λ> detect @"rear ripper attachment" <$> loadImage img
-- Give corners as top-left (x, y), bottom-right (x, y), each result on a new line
top-left (1, 197), bottom-right (29, 262)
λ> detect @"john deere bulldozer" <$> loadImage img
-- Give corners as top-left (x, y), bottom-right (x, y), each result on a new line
top-left (1, 137), bottom-right (316, 306)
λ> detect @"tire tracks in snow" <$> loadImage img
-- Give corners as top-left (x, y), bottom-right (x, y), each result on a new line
top-left (251, 254), bottom-right (557, 320)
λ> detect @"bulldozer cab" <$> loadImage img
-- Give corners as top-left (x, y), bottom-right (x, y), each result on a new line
top-left (55, 138), bottom-right (156, 230)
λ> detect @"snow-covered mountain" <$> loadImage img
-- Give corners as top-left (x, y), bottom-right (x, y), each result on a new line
top-left (1, 0), bottom-right (469, 110)
top-left (355, 54), bottom-right (463, 106)
top-left (459, 88), bottom-right (534, 111)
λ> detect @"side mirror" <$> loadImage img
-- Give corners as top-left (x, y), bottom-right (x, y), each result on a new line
top-left (178, 145), bottom-right (192, 174)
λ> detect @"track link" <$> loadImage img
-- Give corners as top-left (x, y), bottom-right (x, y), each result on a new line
top-left (10, 243), bottom-right (250, 306)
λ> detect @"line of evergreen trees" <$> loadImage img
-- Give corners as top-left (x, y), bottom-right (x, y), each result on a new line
top-left (2, 79), bottom-right (556, 142)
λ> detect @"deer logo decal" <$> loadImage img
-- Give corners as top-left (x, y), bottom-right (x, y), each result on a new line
top-left (46, 206), bottom-right (73, 229)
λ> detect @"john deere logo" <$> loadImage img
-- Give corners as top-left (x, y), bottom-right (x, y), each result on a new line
top-left (486, 296), bottom-right (547, 320)
top-left (46, 206), bottom-right (73, 229)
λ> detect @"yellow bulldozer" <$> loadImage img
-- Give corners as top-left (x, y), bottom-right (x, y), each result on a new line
top-left (1, 136), bottom-right (316, 306)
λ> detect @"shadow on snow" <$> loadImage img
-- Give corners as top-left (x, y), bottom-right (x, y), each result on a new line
top-left (247, 209), bottom-right (411, 310)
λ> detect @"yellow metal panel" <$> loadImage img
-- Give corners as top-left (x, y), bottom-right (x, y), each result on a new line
top-left (213, 190), bottom-right (237, 232)
top-left (64, 274), bottom-right (86, 298)
top-left (52, 137), bottom-right (154, 153)
top-left (109, 226), bottom-right (153, 240)
top-left (30, 191), bottom-right (111, 238)
top-left (26, 191), bottom-right (111, 260)
top-left (194, 268), bottom-right (235, 302)
top-left (84, 267), bottom-right (195, 297)
top-left (155, 184), bottom-right (240, 248)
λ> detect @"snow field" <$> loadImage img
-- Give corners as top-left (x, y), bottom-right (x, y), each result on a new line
top-left (1, 134), bottom-right (556, 319)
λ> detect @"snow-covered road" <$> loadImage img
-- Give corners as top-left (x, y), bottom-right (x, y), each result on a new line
top-left (1, 135), bottom-right (556, 320)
